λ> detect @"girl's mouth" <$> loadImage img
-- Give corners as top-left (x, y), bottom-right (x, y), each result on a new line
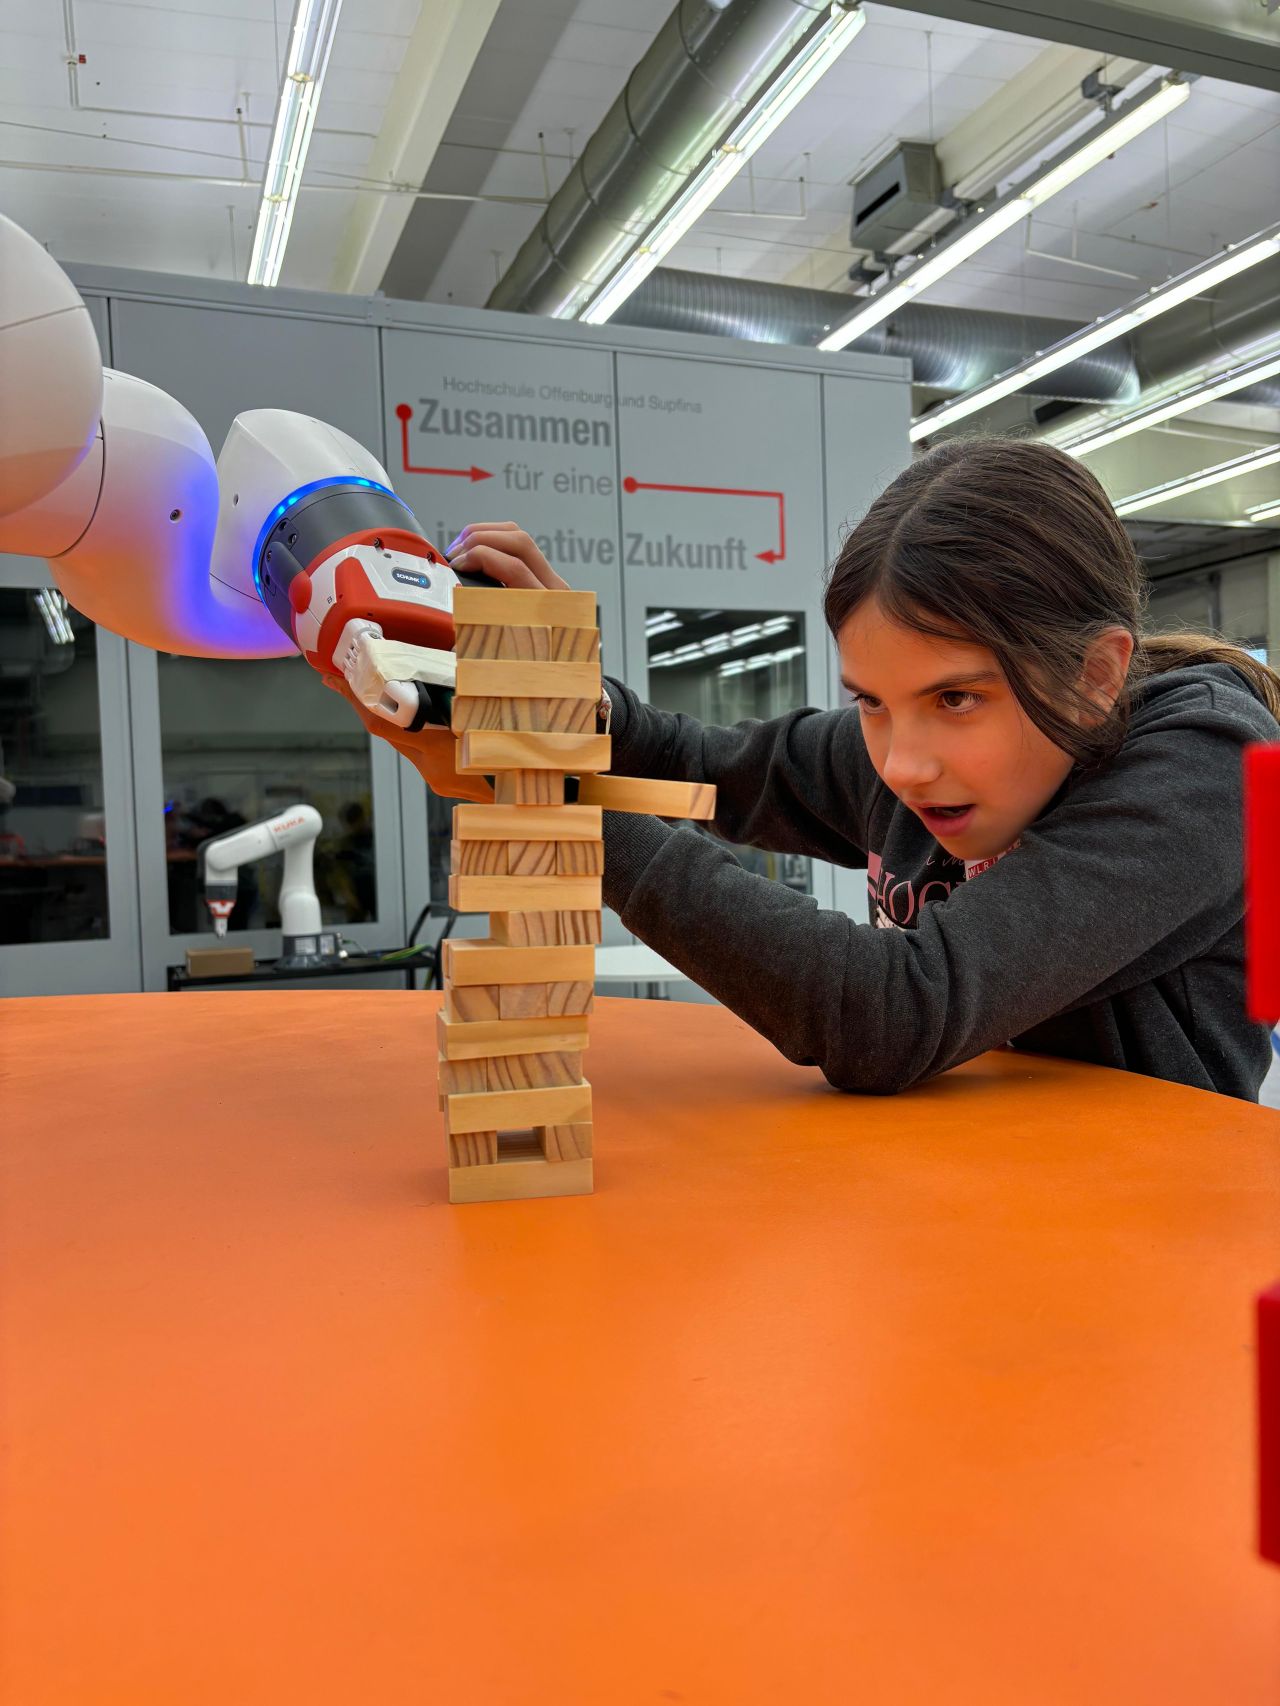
top-left (919, 804), bottom-right (975, 835)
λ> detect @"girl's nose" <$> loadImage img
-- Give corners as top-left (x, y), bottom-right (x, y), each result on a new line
top-left (881, 736), bottom-right (943, 794)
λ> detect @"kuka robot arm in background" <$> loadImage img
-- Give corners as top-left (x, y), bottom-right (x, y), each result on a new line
top-left (200, 803), bottom-right (334, 965)
top-left (0, 212), bottom-right (491, 738)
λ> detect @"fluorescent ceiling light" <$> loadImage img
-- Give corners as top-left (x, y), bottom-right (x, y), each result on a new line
top-left (1246, 497), bottom-right (1280, 523)
top-left (247, 0), bottom-right (345, 288)
top-left (579, 3), bottom-right (866, 325)
top-left (911, 223), bottom-right (1280, 441)
top-left (1112, 443), bottom-right (1280, 516)
top-left (819, 76), bottom-right (1191, 356)
top-left (1052, 348), bottom-right (1280, 457)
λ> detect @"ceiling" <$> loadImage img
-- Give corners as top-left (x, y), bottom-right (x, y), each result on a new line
top-left (3, 0), bottom-right (1279, 559)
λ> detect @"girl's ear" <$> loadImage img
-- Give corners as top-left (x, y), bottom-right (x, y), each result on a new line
top-left (1079, 626), bottom-right (1135, 724)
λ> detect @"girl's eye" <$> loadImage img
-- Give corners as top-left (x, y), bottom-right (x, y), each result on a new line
top-left (939, 690), bottom-right (981, 714)
top-left (856, 689), bottom-right (989, 716)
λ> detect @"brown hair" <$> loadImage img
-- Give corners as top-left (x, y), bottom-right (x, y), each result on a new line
top-left (823, 437), bottom-right (1280, 768)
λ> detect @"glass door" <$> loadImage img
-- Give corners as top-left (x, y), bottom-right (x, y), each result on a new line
top-left (127, 644), bottom-right (409, 990)
top-left (0, 560), bottom-right (142, 995)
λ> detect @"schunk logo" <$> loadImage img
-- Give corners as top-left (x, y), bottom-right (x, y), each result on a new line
top-left (392, 568), bottom-right (430, 588)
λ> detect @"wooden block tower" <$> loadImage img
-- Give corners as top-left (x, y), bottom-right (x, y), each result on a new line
top-left (439, 584), bottom-right (714, 1204)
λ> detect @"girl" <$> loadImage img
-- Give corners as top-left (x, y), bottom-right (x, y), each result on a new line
top-left (411, 438), bottom-right (1280, 1100)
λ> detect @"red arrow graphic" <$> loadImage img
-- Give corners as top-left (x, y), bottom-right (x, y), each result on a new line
top-left (623, 476), bottom-right (785, 563)
top-left (394, 404), bottom-right (493, 481)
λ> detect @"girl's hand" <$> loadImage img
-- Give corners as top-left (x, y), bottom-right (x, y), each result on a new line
top-left (320, 674), bottom-right (495, 804)
top-left (446, 522), bottom-right (572, 590)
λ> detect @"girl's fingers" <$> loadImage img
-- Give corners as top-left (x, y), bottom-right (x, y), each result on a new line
top-left (447, 524), bottom-right (569, 590)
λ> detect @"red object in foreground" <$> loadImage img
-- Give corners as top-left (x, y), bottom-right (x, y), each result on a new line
top-left (1260, 1280), bottom-right (1280, 1566)
top-left (1245, 744), bottom-right (1280, 1022)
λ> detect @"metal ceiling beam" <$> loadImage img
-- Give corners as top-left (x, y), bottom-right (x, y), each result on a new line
top-left (329, 0), bottom-right (503, 296)
top-left (867, 0), bottom-right (1280, 95)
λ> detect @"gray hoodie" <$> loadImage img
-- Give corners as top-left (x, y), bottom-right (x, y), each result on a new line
top-left (598, 661), bottom-right (1278, 1101)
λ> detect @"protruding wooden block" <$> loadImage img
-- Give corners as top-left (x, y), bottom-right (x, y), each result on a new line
top-left (457, 730), bottom-right (611, 775)
top-left (455, 659), bottom-right (600, 701)
top-left (556, 838), bottom-right (604, 876)
top-left (540, 1121), bottom-right (593, 1161)
top-left (551, 626), bottom-right (600, 663)
top-left (499, 981), bottom-right (550, 1020)
top-left (507, 841), bottom-right (557, 877)
top-left (453, 587), bottom-right (596, 629)
top-left (547, 980), bottom-right (593, 1016)
top-left (450, 696), bottom-right (595, 735)
top-left (450, 838), bottom-right (508, 875)
top-left (438, 1008), bottom-right (590, 1061)
top-left (444, 1080), bottom-right (592, 1136)
top-left (448, 1155), bottom-right (593, 1204)
top-left (443, 938), bottom-right (597, 985)
top-left (448, 1130), bottom-right (499, 1167)
top-left (454, 803), bottom-right (602, 842)
top-left (575, 774), bottom-right (715, 818)
top-left (445, 982), bottom-right (501, 1022)
top-left (454, 624), bottom-right (551, 662)
top-left (492, 772), bottom-right (566, 806)
top-left (449, 873), bottom-right (601, 914)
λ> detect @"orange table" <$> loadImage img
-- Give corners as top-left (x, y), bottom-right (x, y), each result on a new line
top-left (2, 991), bottom-right (1278, 1705)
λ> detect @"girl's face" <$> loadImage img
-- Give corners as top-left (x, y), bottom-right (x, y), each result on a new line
top-left (837, 599), bottom-right (1077, 862)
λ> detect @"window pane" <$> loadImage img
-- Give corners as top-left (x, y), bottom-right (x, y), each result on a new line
top-left (646, 607), bottom-right (812, 895)
top-left (158, 655), bottom-right (377, 935)
top-left (0, 590), bottom-right (110, 945)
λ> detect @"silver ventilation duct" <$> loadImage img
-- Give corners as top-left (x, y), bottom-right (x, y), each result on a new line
top-left (617, 267), bottom-right (1139, 401)
top-left (487, 0), bottom-right (839, 319)
top-left (617, 255), bottom-right (1280, 416)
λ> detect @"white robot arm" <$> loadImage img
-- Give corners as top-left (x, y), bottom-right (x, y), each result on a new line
top-left (0, 214), bottom-right (486, 717)
top-left (200, 803), bottom-right (337, 966)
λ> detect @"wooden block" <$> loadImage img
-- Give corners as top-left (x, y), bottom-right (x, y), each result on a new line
top-left (185, 945), bottom-right (255, 977)
top-left (449, 874), bottom-right (601, 913)
top-left (556, 838), bottom-right (603, 876)
top-left (492, 771), bottom-right (566, 806)
top-left (454, 624), bottom-right (551, 662)
top-left (455, 803), bottom-right (602, 841)
top-left (444, 1081), bottom-right (592, 1136)
top-left (551, 626), bottom-right (600, 663)
top-left (448, 1130), bottom-right (498, 1167)
top-left (438, 1057), bottom-right (492, 1099)
top-left (450, 837), bottom-right (508, 875)
top-left (455, 659), bottom-right (599, 701)
top-left (558, 910), bottom-right (604, 946)
top-left (575, 774), bottom-right (716, 818)
top-left (450, 696), bottom-right (595, 735)
top-left (443, 937), bottom-right (597, 985)
top-left (444, 982), bottom-right (502, 1022)
top-left (438, 1008), bottom-right (590, 1061)
top-left (448, 1156), bottom-right (593, 1204)
top-left (507, 840), bottom-right (557, 876)
top-left (540, 1121), bottom-right (593, 1162)
top-left (457, 730), bottom-right (611, 775)
top-left (453, 587), bottom-right (596, 629)
top-left (499, 981), bottom-right (550, 1020)
top-left (486, 1051), bottom-right (584, 1091)
top-left (547, 980), bottom-right (593, 1016)
top-left (490, 911), bottom-right (561, 947)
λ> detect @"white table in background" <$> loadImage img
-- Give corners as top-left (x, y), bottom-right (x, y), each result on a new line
top-left (593, 944), bottom-right (685, 1000)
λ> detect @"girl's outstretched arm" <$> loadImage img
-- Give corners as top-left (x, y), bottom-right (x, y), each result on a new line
top-left (604, 683), bottom-right (1269, 1098)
